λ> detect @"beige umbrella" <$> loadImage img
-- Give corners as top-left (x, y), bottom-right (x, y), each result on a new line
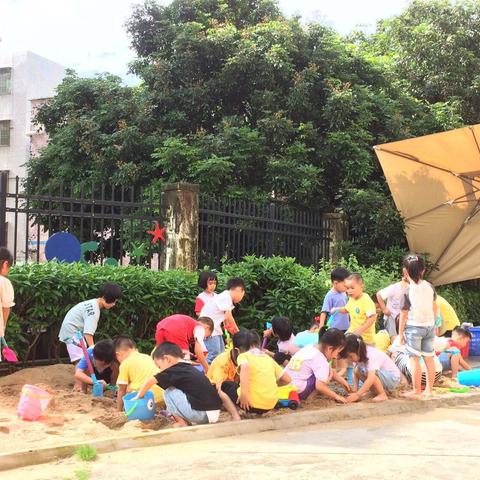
top-left (374, 124), bottom-right (480, 286)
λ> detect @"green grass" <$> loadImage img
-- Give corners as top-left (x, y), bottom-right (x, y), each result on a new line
top-left (75, 445), bottom-right (97, 462)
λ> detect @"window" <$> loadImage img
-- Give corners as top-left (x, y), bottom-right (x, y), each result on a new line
top-left (0, 68), bottom-right (12, 95)
top-left (0, 121), bottom-right (10, 146)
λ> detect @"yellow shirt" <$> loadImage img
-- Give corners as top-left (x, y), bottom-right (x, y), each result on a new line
top-left (346, 293), bottom-right (377, 345)
top-left (117, 351), bottom-right (163, 403)
top-left (237, 349), bottom-right (283, 410)
top-left (207, 351), bottom-right (237, 385)
top-left (436, 295), bottom-right (460, 335)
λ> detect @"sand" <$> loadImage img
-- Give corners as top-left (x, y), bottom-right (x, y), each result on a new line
top-left (0, 364), bottom-right (469, 455)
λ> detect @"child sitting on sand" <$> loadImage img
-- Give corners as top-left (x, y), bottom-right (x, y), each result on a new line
top-left (135, 342), bottom-right (239, 426)
top-left (58, 283), bottom-right (123, 363)
top-left (74, 339), bottom-right (118, 392)
top-left (284, 327), bottom-right (350, 402)
top-left (263, 316), bottom-right (299, 366)
top-left (435, 326), bottom-right (472, 380)
top-left (221, 331), bottom-right (291, 415)
top-left (207, 330), bottom-right (251, 388)
top-left (340, 334), bottom-right (401, 403)
top-left (114, 336), bottom-right (163, 411)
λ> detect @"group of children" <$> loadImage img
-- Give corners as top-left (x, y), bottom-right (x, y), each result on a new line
top-left (54, 253), bottom-right (474, 427)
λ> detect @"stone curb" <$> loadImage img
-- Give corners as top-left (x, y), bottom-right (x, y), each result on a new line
top-left (2, 391), bottom-right (479, 472)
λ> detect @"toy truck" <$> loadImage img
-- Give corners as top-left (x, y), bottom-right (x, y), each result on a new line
top-left (276, 385), bottom-right (300, 410)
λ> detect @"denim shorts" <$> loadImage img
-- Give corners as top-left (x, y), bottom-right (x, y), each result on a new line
top-left (357, 365), bottom-right (400, 391)
top-left (438, 351), bottom-right (452, 371)
top-left (163, 387), bottom-right (209, 425)
top-left (404, 325), bottom-right (435, 357)
top-left (204, 334), bottom-right (225, 364)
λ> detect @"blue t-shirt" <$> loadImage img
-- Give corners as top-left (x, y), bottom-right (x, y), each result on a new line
top-left (321, 289), bottom-right (350, 330)
top-left (77, 346), bottom-right (94, 371)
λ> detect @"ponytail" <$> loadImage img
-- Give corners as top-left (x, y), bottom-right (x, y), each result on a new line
top-left (339, 334), bottom-right (368, 363)
top-left (403, 254), bottom-right (425, 284)
top-left (230, 330), bottom-right (251, 365)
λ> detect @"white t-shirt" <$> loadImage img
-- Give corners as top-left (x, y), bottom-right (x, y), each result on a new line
top-left (58, 299), bottom-right (100, 342)
top-left (193, 325), bottom-right (207, 353)
top-left (400, 280), bottom-right (436, 327)
top-left (379, 282), bottom-right (407, 319)
top-left (200, 290), bottom-right (234, 336)
top-left (0, 276), bottom-right (15, 336)
top-left (361, 346), bottom-right (401, 377)
top-left (277, 334), bottom-right (300, 355)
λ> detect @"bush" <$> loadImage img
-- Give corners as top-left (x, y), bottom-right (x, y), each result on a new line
top-left (6, 255), bottom-right (479, 360)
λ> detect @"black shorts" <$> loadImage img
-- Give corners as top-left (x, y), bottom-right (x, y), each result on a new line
top-left (221, 381), bottom-right (271, 415)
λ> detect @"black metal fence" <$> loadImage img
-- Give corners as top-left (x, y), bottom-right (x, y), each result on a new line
top-left (199, 196), bottom-right (331, 268)
top-left (0, 173), bottom-right (164, 268)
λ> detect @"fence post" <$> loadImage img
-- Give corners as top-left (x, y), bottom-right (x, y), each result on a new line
top-left (323, 213), bottom-right (349, 263)
top-left (160, 183), bottom-right (199, 271)
top-left (0, 171), bottom-right (8, 247)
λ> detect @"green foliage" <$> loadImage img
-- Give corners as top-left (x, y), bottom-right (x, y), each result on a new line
top-left (74, 469), bottom-right (91, 480)
top-left (76, 445), bottom-right (98, 462)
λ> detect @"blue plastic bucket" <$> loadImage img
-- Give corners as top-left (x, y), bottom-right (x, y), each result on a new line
top-left (458, 369), bottom-right (480, 387)
top-left (123, 391), bottom-right (155, 421)
top-left (468, 327), bottom-right (480, 357)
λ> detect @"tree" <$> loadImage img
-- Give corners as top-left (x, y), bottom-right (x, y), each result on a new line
top-left (26, 0), bottom-right (465, 264)
top-left (359, 0), bottom-right (480, 124)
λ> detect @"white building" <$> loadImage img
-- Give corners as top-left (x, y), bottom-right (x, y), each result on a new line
top-left (0, 50), bottom-right (65, 260)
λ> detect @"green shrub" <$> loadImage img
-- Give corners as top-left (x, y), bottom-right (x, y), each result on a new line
top-left (6, 255), bottom-right (479, 359)
top-left (75, 445), bottom-right (97, 462)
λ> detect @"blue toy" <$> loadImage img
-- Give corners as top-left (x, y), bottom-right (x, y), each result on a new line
top-left (75, 331), bottom-right (103, 398)
top-left (458, 369), bottom-right (480, 387)
top-left (123, 391), bottom-right (155, 421)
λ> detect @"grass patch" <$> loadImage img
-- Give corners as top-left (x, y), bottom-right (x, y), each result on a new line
top-left (76, 444), bottom-right (98, 462)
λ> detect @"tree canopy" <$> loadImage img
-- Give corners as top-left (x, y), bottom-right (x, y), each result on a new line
top-left (27, 0), bottom-right (471, 264)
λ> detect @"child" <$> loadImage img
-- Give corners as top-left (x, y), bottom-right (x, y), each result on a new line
top-left (58, 283), bottom-right (123, 363)
top-left (0, 248), bottom-right (14, 339)
top-left (135, 342), bottom-right (239, 426)
top-left (74, 339), bottom-right (118, 392)
top-left (207, 330), bottom-right (251, 388)
top-left (115, 336), bottom-right (164, 411)
top-left (294, 321), bottom-right (322, 348)
top-left (200, 278), bottom-right (245, 363)
top-left (154, 314), bottom-right (213, 373)
top-left (435, 295), bottom-right (461, 337)
top-left (221, 330), bottom-right (291, 414)
top-left (284, 327), bottom-right (350, 402)
top-left (435, 326), bottom-right (472, 380)
top-left (263, 316), bottom-right (299, 365)
top-left (341, 334), bottom-right (401, 403)
top-left (332, 273), bottom-right (377, 346)
top-left (319, 267), bottom-right (350, 331)
top-left (376, 275), bottom-right (409, 339)
top-left (194, 271), bottom-right (217, 316)
top-left (398, 254), bottom-right (437, 399)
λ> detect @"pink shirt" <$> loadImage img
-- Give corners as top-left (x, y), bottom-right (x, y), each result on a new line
top-left (277, 334), bottom-right (300, 356)
top-left (284, 345), bottom-right (332, 393)
top-left (361, 346), bottom-right (400, 377)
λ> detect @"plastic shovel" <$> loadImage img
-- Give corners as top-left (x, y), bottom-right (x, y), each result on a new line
top-left (75, 331), bottom-right (103, 397)
top-left (327, 310), bottom-right (338, 328)
top-left (1, 337), bottom-right (18, 362)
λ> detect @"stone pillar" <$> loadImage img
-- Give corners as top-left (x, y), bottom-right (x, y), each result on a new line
top-left (323, 213), bottom-right (349, 263)
top-left (160, 183), bottom-right (198, 271)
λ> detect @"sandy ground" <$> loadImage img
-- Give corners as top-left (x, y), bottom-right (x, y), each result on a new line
top-left (6, 402), bottom-right (480, 480)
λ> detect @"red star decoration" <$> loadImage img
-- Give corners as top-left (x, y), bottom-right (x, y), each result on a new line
top-left (147, 221), bottom-right (166, 244)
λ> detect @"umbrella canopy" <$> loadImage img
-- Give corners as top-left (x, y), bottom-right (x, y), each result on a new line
top-left (374, 124), bottom-right (480, 286)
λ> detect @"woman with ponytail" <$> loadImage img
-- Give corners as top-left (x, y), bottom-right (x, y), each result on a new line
top-left (284, 327), bottom-right (350, 403)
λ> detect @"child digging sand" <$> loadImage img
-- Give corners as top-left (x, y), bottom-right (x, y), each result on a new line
top-left (435, 326), bottom-right (472, 381)
top-left (399, 254), bottom-right (438, 399)
top-left (263, 316), bottom-right (299, 366)
top-left (284, 327), bottom-right (350, 402)
top-left (340, 334), bottom-right (401, 403)
top-left (59, 283), bottom-right (123, 363)
top-left (115, 336), bottom-right (164, 411)
top-left (135, 342), bottom-right (240, 426)
top-left (74, 339), bottom-right (118, 392)
top-left (221, 331), bottom-right (291, 415)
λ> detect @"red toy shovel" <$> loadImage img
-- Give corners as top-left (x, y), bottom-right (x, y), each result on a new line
top-left (1, 337), bottom-right (19, 362)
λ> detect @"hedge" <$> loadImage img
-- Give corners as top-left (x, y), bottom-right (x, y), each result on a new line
top-left (5, 256), bottom-right (480, 359)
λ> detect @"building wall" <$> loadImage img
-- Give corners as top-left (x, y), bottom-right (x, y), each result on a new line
top-left (0, 49), bottom-right (65, 259)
